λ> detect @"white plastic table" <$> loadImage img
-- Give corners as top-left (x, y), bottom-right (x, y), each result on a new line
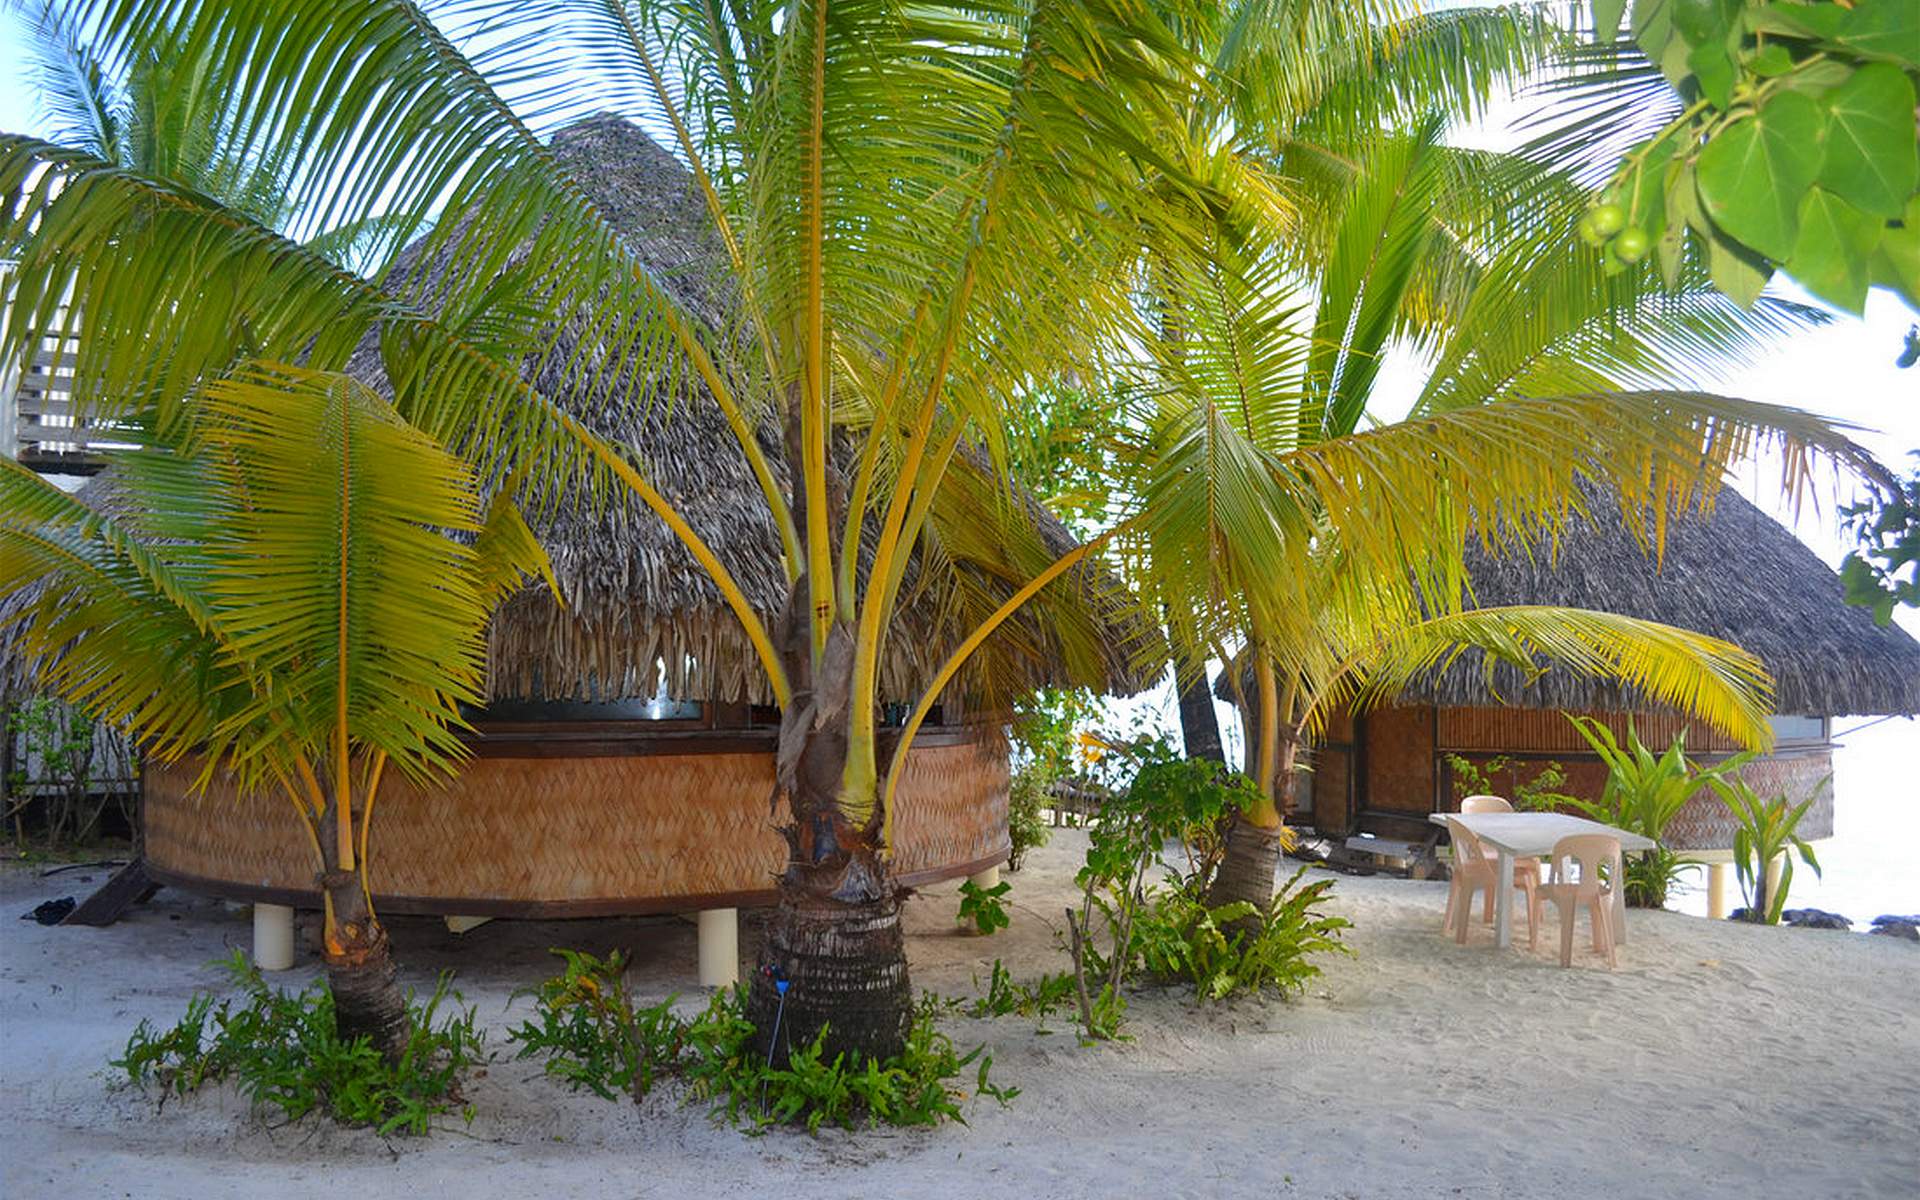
top-left (1427, 812), bottom-right (1656, 951)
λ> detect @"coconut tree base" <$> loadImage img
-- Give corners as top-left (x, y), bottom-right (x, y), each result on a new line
top-left (748, 885), bottom-right (912, 1068)
top-left (1207, 817), bottom-right (1285, 916)
top-left (320, 877), bottom-right (410, 1060)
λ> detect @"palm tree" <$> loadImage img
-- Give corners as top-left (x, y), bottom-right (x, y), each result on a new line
top-left (0, 368), bottom-right (551, 1056)
top-left (1125, 104), bottom-right (1878, 913)
top-left (0, 0), bottom-right (1876, 1061)
top-left (0, 0), bottom-right (1210, 1064)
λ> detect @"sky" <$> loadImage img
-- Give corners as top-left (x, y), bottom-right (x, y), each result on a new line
top-left (1, 8), bottom-right (1917, 914)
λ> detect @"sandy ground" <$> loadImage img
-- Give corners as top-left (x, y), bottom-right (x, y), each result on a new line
top-left (2, 833), bottom-right (1915, 1200)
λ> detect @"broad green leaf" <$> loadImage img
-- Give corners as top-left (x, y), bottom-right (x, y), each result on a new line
top-left (1687, 40), bottom-right (1736, 109)
top-left (1593, 0), bottom-right (1628, 42)
top-left (1708, 229), bottom-right (1772, 307)
top-left (1818, 63), bottom-right (1919, 219)
top-left (1669, 0), bottom-right (1736, 48)
top-left (1696, 91), bottom-right (1825, 261)
top-left (1632, 0), bottom-right (1676, 67)
top-left (1840, 0), bottom-right (1920, 67)
top-left (1748, 43), bottom-right (1795, 77)
top-left (1786, 188), bottom-right (1881, 313)
top-left (1658, 161), bottom-right (1698, 286)
top-left (1870, 199), bottom-right (1920, 308)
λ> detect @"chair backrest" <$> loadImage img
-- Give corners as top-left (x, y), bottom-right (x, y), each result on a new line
top-left (1461, 794), bottom-right (1514, 813)
top-left (1549, 834), bottom-right (1622, 891)
top-left (1445, 817), bottom-right (1487, 869)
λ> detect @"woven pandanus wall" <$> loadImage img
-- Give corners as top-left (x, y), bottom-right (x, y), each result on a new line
top-left (143, 728), bottom-right (1010, 915)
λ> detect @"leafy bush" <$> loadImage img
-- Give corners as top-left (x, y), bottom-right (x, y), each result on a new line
top-left (508, 950), bottom-right (1015, 1132)
top-left (1563, 716), bottom-right (1751, 909)
top-left (1711, 775), bottom-right (1826, 925)
top-left (1006, 764), bottom-right (1053, 870)
top-left (1060, 739), bottom-right (1341, 1037)
top-left (114, 952), bottom-right (484, 1135)
top-left (1443, 752), bottom-right (1574, 813)
top-left (1130, 866), bottom-right (1351, 1001)
top-left (1006, 688), bottom-right (1099, 867)
top-left (956, 877), bottom-right (1012, 935)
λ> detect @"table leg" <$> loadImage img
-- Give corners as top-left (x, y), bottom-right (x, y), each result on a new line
top-left (1613, 848), bottom-right (1628, 946)
top-left (1494, 847), bottom-right (1514, 950)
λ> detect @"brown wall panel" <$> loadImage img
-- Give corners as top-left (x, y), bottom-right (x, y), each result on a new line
top-left (1363, 705), bottom-right (1436, 817)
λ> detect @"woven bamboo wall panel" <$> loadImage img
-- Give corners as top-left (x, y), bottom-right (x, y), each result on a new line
top-left (1364, 705), bottom-right (1436, 815)
top-left (144, 732), bottom-right (1009, 910)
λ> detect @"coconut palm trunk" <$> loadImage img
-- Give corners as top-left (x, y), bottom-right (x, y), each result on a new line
top-left (1208, 650), bottom-right (1298, 915)
top-left (747, 569), bottom-right (913, 1064)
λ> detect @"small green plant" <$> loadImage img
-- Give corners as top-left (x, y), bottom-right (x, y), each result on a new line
top-left (1712, 776), bottom-right (1826, 925)
top-left (1129, 866), bottom-right (1352, 1002)
top-left (956, 878), bottom-right (1012, 935)
top-left (114, 951), bottom-right (484, 1135)
top-left (506, 948), bottom-right (686, 1101)
top-left (1563, 716), bottom-right (1752, 909)
top-left (1443, 753), bottom-right (1575, 813)
top-left (508, 951), bottom-right (1015, 1132)
top-left (968, 959), bottom-right (1076, 1027)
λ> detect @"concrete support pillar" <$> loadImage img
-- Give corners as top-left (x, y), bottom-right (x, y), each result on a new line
top-left (1707, 863), bottom-right (1729, 920)
top-left (967, 865), bottom-right (1001, 891)
top-left (1765, 854), bottom-right (1785, 913)
top-left (252, 903), bottom-right (295, 972)
top-left (697, 907), bottom-right (739, 988)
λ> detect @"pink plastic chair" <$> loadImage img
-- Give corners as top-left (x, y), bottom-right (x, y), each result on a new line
top-left (1539, 834), bottom-right (1623, 968)
top-left (1458, 796), bottom-right (1542, 922)
top-left (1443, 818), bottom-right (1538, 948)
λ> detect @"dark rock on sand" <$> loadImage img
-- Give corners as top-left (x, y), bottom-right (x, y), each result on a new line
top-left (1869, 915), bottom-right (1919, 942)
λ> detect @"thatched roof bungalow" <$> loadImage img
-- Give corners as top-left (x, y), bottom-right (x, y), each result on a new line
top-left (7, 117), bottom-right (1154, 926)
top-left (1291, 487), bottom-right (1920, 852)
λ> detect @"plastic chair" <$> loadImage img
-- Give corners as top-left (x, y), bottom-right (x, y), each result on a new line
top-left (1539, 834), bottom-right (1623, 968)
top-left (1443, 818), bottom-right (1538, 948)
top-left (1458, 796), bottom-right (1542, 920)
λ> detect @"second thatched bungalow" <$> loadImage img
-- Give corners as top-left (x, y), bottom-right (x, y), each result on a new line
top-left (1289, 487), bottom-right (1920, 912)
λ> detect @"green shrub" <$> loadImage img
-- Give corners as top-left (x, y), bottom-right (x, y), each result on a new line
top-left (1130, 866), bottom-right (1352, 1001)
top-left (956, 878), bottom-right (1012, 934)
top-left (1006, 764), bottom-right (1053, 870)
top-left (1563, 716), bottom-right (1752, 909)
top-left (114, 951), bottom-right (484, 1135)
top-left (1443, 752), bottom-right (1574, 813)
top-left (508, 949), bottom-right (1015, 1132)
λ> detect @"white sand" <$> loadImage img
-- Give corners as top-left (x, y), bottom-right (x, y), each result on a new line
top-left (2, 833), bottom-right (1915, 1200)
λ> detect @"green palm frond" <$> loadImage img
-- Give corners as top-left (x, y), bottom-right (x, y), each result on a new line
top-left (196, 366), bottom-right (490, 787)
top-left (1323, 604), bottom-right (1776, 751)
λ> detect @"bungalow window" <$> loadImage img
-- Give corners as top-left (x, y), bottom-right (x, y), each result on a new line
top-left (1765, 714), bottom-right (1828, 746)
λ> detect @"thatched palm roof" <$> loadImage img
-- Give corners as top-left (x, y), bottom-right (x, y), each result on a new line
top-left (1398, 486), bottom-right (1920, 717)
top-left (366, 116), bottom-right (1156, 706)
top-left (2, 117), bottom-right (1155, 708)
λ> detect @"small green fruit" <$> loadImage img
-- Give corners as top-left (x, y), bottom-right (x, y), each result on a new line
top-left (1577, 213), bottom-right (1608, 248)
top-left (1589, 203), bottom-right (1627, 238)
top-left (1613, 226), bottom-right (1651, 263)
